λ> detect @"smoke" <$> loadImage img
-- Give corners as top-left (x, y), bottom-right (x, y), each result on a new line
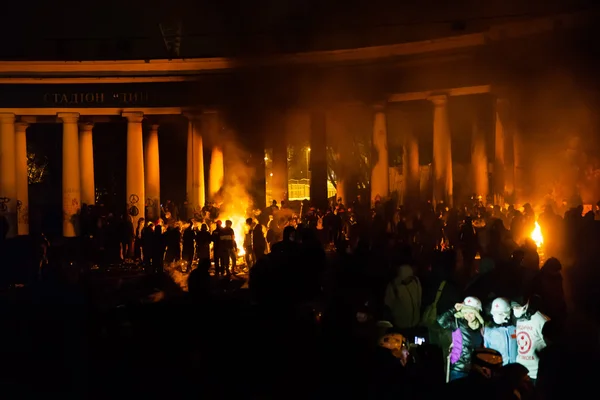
top-left (516, 68), bottom-right (599, 207)
top-left (209, 126), bottom-right (257, 257)
top-left (220, 133), bottom-right (255, 215)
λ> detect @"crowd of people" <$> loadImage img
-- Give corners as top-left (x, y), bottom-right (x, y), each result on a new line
top-left (0, 194), bottom-right (599, 398)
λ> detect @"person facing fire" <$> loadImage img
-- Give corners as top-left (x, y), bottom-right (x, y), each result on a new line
top-left (182, 220), bottom-right (196, 270)
top-left (195, 223), bottom-right (211, 268)
top-left (244, 218), bottom-right (255, 268)
top-left (438, 296), bottom-right (484, 381)
top-left (484, 297), bottom-right (518, 365)
top-left (212, 220), bottom-right (223, 276)
top-left (219, 220), bottom-right (237, 276)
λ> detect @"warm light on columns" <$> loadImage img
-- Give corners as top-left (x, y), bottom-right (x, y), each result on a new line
top-left (145, 124), bottom-right (160, 221)
top-left (271, 139), bottom-right (289, 204)
top-left (494, 98), bottom-right (507, 205)
top-left (186, 115), bottom-right (205, 213)
top-left (0, 113), bottom-right (17, 238)
top-left (123, 112), bottom-right (145, 229)
top-left (403, 126), bottom-right (420, 205)
top-left (371, 104), bottom-right (389, 205)
top-left (430, 95), bottom-right (453, 207)
top-left (58, 112), bottom-right (81, 237)
top-left (472, 119), bottom-right (488, 201)
top-left (79, 122), bottom-right (95, 206)
top-left (209, 146), bottom-right (224, 199)
top-left (15, 122), bottom-right (29, 235)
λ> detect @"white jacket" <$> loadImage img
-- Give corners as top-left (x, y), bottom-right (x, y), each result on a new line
top-left (515, 311), bottom-right (549, 379)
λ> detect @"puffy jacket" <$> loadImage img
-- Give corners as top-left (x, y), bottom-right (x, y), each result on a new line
top-left (438, 309), bottom-right (483, 373)
top-left (484, 324), bottom-right (517, 365)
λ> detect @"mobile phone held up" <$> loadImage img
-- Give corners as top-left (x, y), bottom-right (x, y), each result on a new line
top-left (414, 336), bottom-right (426, 346)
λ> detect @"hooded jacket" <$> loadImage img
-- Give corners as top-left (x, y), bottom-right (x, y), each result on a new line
top-left (438, 308), bottom-right (483, 373)
top-left (384, 265), bottom-right (422, 329)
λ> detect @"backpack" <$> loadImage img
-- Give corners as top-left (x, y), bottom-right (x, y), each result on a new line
top-left (420, 281), bottom-right (446, 327)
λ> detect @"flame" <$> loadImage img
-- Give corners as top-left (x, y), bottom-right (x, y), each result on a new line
top-left (530, 221), bottom-right (544, 248)
top-left (228, 214), bottom-right (247, 256)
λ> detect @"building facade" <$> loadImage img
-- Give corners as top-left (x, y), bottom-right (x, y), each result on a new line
top-left (0, 9), bottom-right (594, 238)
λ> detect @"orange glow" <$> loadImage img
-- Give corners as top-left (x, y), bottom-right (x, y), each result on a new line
top-left (531, 221), bottom-right (544, 248)
top-left (209, 146), bottom-right (224, 197)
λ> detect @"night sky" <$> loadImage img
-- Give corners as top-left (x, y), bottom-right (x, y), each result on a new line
top-left (1, 1), bottom-right (594, 59)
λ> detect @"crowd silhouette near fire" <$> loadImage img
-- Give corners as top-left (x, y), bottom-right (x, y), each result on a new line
top-left (1, 190), bottom-right (600, 398)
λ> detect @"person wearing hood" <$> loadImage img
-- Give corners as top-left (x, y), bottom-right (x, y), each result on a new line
top-left (484, 297), bottom-right (518, 365)
top-left (384, 264), bottom-right (422, 331)
top-left (513, 296), bottom-right (549, 383)
top-left (438, 296), bottom-right (485, 381)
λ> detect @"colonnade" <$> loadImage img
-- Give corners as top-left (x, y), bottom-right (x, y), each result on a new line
top-left (367, 95), bottom-right (521, 208)
top-left (0, 110), bottom-right (223, 239)
top-left (0, 94), bottom-right (522, 240)
top-left (265, 94), bottom-right (519, 210)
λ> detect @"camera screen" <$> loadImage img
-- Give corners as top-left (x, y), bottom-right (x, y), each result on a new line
top-left (414, 336), bottom-right (425, 345)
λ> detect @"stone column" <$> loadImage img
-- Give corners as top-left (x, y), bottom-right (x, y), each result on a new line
top-left (513, 126), bottom-right (525, 205)
top-left (205, 111), bottom-right (223, 201)
top-left (0, 113), bottom-right (17, 238)
top-left (145, 124), bottom-right (160, 222)
top-left (310, 111), bottom-right (328, 209)
top-left (209, 146), bottom-right (224, 200)
top-left (186, 115), bottom-right (206, 215)
top-left (494, 98), bottom-right (508, 205)
top-left (371, 104), bottom-right (389, 205)
top-left (79, 122), bottom-right (95, 206)
top-left (334, 151), bottom-right (347, 206)
top-left (429, 95), bottom-right (453, 207)
top-left (58, 113), bottom-right (81, 237)
top-left (186, 120), bottom-right (193, 205)
top-left (471, 118), bottom-right (488, 201)
top-left (504, 126), bottom-right (515, 199)
top-left (403, 126), bottom-right (420, 205)
top-left (15, 122), bottom-right (30, 235)
top-left (123, 112), bottom-right (145, 229)
top-left (271, 123), bottom-right (288, 205)
top-left (327, 110), bottom-right (351, 206)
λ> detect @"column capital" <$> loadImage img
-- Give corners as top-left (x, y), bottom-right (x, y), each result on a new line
top-left (78, 122), bottom-right (94, 132)
top-left (15, 122), bottom-right (29, 133)
top-left (0, 113), bottom-right (15, 123)
top-left (372, 102), bottom-right (387, 112)
top-left (149, 124), bottom-right (160, 132)
top-left (428, 94), bottom-right (448, 106)
top-left (183, 112), bottom-right (202, 122)
top-left (496, 97), bottom-right (510, 107)
top-left (122, 112), bottom-right (144, 123)
top-left (57, 112), bottom-right (80, 123)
